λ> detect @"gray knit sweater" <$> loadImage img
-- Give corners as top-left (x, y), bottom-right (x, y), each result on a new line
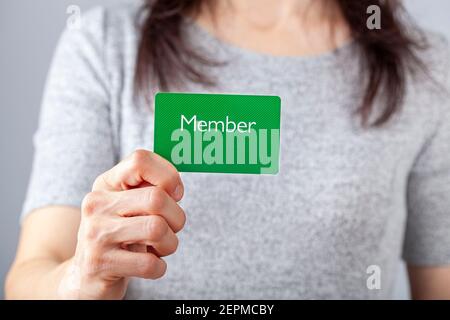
top-left (23, 3), bottom-right (450, 299)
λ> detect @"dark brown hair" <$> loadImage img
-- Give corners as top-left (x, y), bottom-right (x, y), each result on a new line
top-left (135, 0), bottom-right (427, 126)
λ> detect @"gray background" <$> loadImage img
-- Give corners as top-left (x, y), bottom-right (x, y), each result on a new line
top-left (0, 0), bottom-right (449, 299)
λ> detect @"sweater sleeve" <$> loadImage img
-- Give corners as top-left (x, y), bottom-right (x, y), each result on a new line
top-left (21, 7), bottom-right (117, 221)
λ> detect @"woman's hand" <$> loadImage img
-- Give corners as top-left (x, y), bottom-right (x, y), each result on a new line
top-left (58, 150), bottom-right (186, 299)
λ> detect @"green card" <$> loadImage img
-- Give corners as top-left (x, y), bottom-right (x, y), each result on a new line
top-left (153, 92), bottom-right (281, 174)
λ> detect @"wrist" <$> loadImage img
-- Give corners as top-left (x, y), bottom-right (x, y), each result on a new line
top-left (57, 261), bottom-right (83, 299)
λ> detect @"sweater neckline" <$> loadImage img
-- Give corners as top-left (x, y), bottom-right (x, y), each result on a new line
top-left (183, 16), bottom-right (358, 70)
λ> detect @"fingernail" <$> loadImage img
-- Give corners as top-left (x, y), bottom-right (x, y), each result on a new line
top-left (172, 184), bottom-right (183, 200)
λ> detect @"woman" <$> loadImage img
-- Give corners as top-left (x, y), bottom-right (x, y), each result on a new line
top-left (5, 0), bottom-right (450, 299)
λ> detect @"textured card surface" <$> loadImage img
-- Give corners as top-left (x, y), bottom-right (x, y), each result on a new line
top-left (153, 92), bottom-right (281, 174)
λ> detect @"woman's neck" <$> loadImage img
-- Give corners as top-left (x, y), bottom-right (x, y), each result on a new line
top-left (195, 0), bottom-right (352, 56)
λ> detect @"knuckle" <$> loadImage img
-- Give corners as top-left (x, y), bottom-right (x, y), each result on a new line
top-left (84, 221), bottom-right (99, 241)
top-left (175, 209), bottom-right (187, 233)
top-left (171, 168), bottom-right (182, 184)
top-left (166, 167), bottom-right (182, 189)
top-left (139, 255), bottom-right (158, 279)
top-left (84, 219), bottom-right (112, 245)
top-left (92, 175), bottom-right (105, 190)
top-left (141, 255), bottom-right (167, 279)
top-left (129, 149), bottom-right (150, 168)
top-left (148, 187), bottom-right (166, 212)
top-left (81, 191), bottom-right (106, 216)
top-left (168, 235), bottom-right (179, 255)
top-left (145, 215), bottom-right (168, 242)
top-left (154, 260), bottom-right (167, 279)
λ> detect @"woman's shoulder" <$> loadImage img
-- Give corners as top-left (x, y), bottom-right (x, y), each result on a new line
top-left (422, 30), bottom-right (450, 58)
top-left (418, 30), bottom-right (450, 84)
top-left (404, 29), bottom-right (450, 110)
top-left (61, 2), bottom-right (145, 88)
top-left (78, 1), bottom-right (143, 39)
top-left (411, 30), bottom-right (450, 133)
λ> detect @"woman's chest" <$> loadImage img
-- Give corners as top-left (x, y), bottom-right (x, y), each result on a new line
top-left (118, 88), bottom-right (423, 199)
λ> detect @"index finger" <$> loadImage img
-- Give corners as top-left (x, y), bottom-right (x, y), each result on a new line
top-left (92, 150), bottom-right (184, 201)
